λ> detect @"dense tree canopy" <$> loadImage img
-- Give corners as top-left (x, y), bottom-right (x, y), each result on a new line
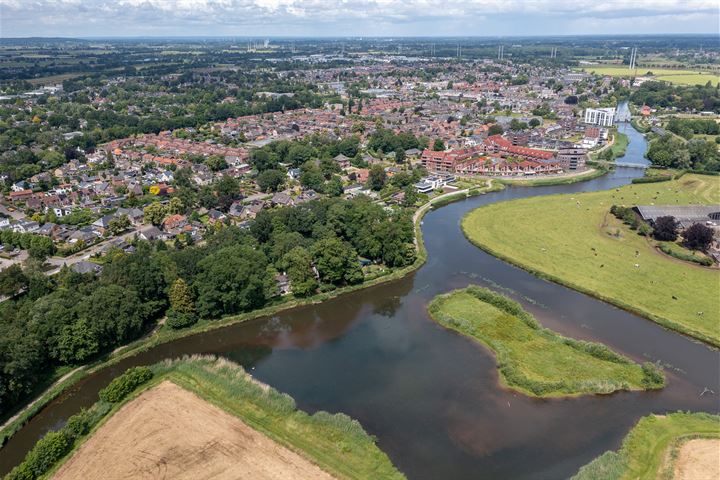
top-left (0, 194), bottom-right (416, 413)
top-left (646, 134), bottom-right (719, 172)
top-left (631, 81), bottom-right (720, 113)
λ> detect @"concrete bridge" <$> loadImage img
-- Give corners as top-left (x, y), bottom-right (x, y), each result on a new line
top-left (615, 162), bottom-right (649, 169)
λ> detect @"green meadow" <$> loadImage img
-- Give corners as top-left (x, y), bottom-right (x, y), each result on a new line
top-left (462, 175), bottom-right (720, 346)
top-left (577, 66), bottom-right (719, 86)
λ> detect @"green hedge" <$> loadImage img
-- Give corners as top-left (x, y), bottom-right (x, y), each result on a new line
top-left (632, 175), bottom-right (672, 184)
top-left (5, 404), bottom-right (111, 480)
top-left (98, 366), bottom-right (153, 403)
top-left (658, 243), bottom-right (713, 266)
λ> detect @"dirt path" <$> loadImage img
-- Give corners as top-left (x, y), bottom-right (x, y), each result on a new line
top-left (673, 438), bottom-right (720, 480)
top-left (52, 381), bottom-right (336, 480)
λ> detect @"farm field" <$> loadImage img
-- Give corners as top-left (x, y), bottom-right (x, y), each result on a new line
top-left (427, 286), bottom-right (663, 397)
top-left (572, 412), bottom-right (720, 480)
top-left (576, 66), bottom-right (720, 86)
top-left (53, 381), bottom-right (337, 480)
top-left (9, 357), bottom-right (404, 480)
top-left (462, 174), bottom-right (720, 346)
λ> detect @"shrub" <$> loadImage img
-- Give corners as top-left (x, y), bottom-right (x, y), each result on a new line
top-left (658, 243), bottom-right (713, 266)
top-left (641, 362), bottom-right (665, 388)
top-left (166, 309), bottom-right (198, 329)
top-left (7, 430), bottom-right (72, 479)
top-left (631, 175), bottom-right (672, 184)
top-left (63, 409), bottom-right (92, 441)
top-left (99, 366), bottom-right (153, 403)
top-left (638, 223), bottom-right (653, 237)
top-left (5, 462), bottom-right (34, 480)
top-left (610, 205), bottom-right (640, 229)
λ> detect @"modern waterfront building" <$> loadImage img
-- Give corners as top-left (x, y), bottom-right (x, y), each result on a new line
top-left (583, 107), bottom-right (616, 127)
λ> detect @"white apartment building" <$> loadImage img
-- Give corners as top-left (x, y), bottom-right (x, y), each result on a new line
top-left (584, 107), bottom-right (616, 127)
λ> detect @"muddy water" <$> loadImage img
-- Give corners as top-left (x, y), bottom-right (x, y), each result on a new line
top-left (1, 128), bottom-right (718, 479)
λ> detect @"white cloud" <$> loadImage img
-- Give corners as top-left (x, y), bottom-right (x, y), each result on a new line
top-left (1, 0), bottom-right (717, 36)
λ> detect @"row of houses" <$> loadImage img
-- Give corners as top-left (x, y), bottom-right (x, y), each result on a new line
top-left (420, 133), bottom-right (584, 176)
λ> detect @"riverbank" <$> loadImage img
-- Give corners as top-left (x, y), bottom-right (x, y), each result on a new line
top-left (462, 174), bottom-right (720, 347)
top-left (495, 166), bottom-right (609, 187)
top-left (0, 181), bottom-right (503, 449)
top-left (427, 286), bottom-right (664, 397)
top-left (572, 412), bottom-right (720, 480)
top-left (9, 356), bottom-right (405, 480)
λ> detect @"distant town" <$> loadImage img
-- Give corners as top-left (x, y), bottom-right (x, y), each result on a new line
top-left (0, 35), bottom-right (719, 480)
top-left (3, 38), bottom-right (716, 277)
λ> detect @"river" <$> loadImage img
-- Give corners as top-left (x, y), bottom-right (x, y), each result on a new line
top-left (1, 122), bottom-right (718, 479)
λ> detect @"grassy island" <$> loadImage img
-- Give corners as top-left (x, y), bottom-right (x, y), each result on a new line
top-left (427, 286), bottom-right (664, 397)
top-left (6, 356), bottom-right (405, 480)
top-left (572, 412), bottom-right (720, 480)
top-left (462, 174), bottom-right (720, 346)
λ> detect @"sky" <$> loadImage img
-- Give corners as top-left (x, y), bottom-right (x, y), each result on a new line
top-left (0, 0), bottom-right (718, 38)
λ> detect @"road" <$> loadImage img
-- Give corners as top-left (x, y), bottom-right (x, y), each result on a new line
top-left (45, 229), bottom-right (141, 275)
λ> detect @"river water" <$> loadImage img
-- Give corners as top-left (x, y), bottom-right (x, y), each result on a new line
top-left (1, 123), bottom-right (718, 479)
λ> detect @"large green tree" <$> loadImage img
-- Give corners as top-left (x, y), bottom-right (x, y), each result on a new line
top-left (283, 246), bottom-right (318, 297)
top-left (311, 237), bottom-right (363, 286)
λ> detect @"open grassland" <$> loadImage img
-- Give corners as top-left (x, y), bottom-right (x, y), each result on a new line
top-left (427, 286), bottom-right (664, 397)
top-left (576, 66), bottom-right (720, 86)
top-left (655, 74), bottom-right (720, 86)
top-left (462, 174), bottom-right (720, 346)
top-left (572, 412), bottom-right (720, 480)
top-left (8, 356), bottom-right (404, 480)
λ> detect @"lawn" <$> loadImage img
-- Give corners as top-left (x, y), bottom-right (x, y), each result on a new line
top-left (427, 286), bottom-right (663, 397)
top-left (462, 174), bottom-right (720, 346)
top-left (572, 412), bottom-right (720, 480)
top-left (576, 66), bottom-right (720, 86)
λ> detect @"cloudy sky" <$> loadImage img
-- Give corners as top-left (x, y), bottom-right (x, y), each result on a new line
top-left (0, 0), bottom-right (718, 37)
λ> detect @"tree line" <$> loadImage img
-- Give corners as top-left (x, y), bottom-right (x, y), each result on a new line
top-left (646, 134), bottom-right (719, 172)
top-left (0, 195), bottom-right (415, 415)
top-left (630, 81), bottom-right (720, 113)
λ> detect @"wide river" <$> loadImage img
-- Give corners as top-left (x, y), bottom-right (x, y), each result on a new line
top-left (1, 123), bottom-right (718, 479)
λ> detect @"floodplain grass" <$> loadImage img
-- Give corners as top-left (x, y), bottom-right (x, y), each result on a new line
top-left (10, 356), bottom-right (405, 480)
top-left (576, 66), bottom-right (720, 86)
top-left (496, 167), bottom-right (608, 187)
top-left (610, 131), bottom-right (629, 159)
top-left (572, 412), bottom-right (720, 480)
top-left (427, 286), bottom-right (664, 397)
top-left (462, 174), bottom-right (720, 347)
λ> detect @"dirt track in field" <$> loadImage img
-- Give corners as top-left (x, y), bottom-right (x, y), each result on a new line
top-left (52, 381), bottom-right (335, 480)
top-left (673, 438), bottom-right (720, 480)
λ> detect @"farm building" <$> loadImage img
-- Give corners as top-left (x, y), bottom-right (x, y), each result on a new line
top-left (634, 205), bottom-right (720, 230)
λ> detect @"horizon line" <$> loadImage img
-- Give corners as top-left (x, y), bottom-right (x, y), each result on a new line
top-left (2, 33), bottom-right (718, 41)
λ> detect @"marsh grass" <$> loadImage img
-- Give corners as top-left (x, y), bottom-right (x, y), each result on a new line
top-left (427, 286), bottom-right (665, 397)
top-left (572, 412), bottom-right (720, 480)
